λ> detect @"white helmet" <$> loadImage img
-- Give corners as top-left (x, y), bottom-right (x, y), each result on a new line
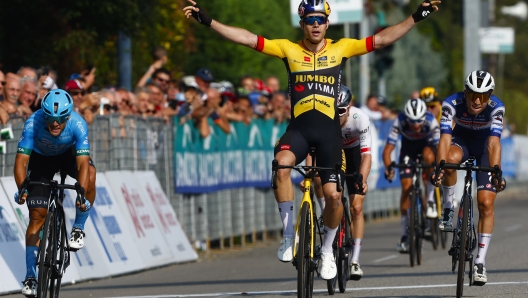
top-left (404, 98), bottom-right (427, 121)
top-left (465, 70), bottom-right (495, 93)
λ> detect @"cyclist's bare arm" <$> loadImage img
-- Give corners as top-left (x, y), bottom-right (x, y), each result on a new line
top-left (487, 136), bottom-right (501, 168)
top-left (382, 143), bottom-right (394, 169)
top-left (359, 153), bottom-right (372, 183)
top-left (374, 0), bottom-right (440, 49)
top-left (14, 153), bottom-right (30, 203)
top-left (436, 133), bottom-right (452, 165)
top-left (76, 155), bottom-right (91, 207)
top-left (183, 0), bottom-right (258, 49)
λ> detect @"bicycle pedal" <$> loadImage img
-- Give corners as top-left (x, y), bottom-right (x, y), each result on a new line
top-left (67, 247), bottom-right (79, 252)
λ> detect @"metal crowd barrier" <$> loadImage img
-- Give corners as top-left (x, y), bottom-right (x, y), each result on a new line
top-left (0, 115), bottom-right (435, 250)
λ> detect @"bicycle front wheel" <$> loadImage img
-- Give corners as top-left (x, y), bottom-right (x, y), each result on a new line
top-left (409, 191), bottom-right (416, 267)
top-left (50, 216), bottom-right (68, 298)
top-left (456, 195), bottom-right (470, 298)
top-left (297, 202), bottom-right (314, 298)
top-left (338, 200), bottom-right (352, 292)
top-left (37, 212), bottom-right (56, 298)
top-left (416, 198), bottom-right (425, 266)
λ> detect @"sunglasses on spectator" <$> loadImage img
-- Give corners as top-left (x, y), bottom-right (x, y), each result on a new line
top-left (408, 117), bottom-right (425, 125)
top-left (338, 106), bottom-right (349, 117)
top-left (155, 77), bottom-right (169, 83)
top-left (0, 81), bottom-right (5, 86)
top-left (44, 114), bottom-right (69, 125)
top-left (70, 90), bottom-right (86, 96)
top-left (303, 16), bottom-right (327, 25)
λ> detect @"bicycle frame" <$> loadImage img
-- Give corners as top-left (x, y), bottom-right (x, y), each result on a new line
top-left (292, 178), bottom-right (317, 259)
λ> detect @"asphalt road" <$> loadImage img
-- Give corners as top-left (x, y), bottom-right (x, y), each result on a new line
top-left (4, 192), bottom-right (528, 298)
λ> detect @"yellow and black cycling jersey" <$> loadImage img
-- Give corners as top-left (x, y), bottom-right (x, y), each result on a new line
top-left (255, 36), bottom-right (374, 121)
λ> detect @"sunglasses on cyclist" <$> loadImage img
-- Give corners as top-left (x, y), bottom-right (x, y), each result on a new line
top-left (338, 106), bottom-right (349, 117)
top-left (44, 114), bottom-right (69, 125)
top-left (466, 91), bottom-right (491, 103)
top-left (303, 15), bottom-right (327, 25)
top-left (408, 117), bottom-right (425, 125)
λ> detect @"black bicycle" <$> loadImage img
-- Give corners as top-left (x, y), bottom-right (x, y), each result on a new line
top-left (19, 171), bottom-right (85, 298)
top-left (434, 157), bottom-right (501, 298)
top-left (272, 147), bottom-right (342, 298)
top-left (388, 155), bottom-right (434, 267)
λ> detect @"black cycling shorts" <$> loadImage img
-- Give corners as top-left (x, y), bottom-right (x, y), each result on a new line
top-left (25, 147), bottom-right (95, 209)
top-left (398, 138), bottom-right (437, 179)
top-left (344, 146), bottom-right (363, 196)
top-left (451, 135), bottom-right (496, 193)
top-left (274, 112), bottom-right (343, 186)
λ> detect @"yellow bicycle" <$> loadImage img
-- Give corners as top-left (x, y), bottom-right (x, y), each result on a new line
top-left (272, 147), bottom-right (342, 298)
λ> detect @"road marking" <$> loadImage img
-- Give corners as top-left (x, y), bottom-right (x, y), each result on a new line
top-left (372, 254), bottom-right (398, 263)
top-left (107, 281), bottom-right (528, 297)
top-left (505, 224), bottom-right (521, 232)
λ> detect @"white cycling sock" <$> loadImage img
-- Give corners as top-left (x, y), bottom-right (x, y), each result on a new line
top-left (278, 201), bottom-right (294, 238)
top-left (427, 181), bottom-right (436, 203)
top-left (442, 185), bottom-right (456, 210)
top-left (351, 238), bottom-right (362, 263)
top-left (317, 197), bottom-right (325, 214)
top-left (401, 215), bottom-right (408, 236)
top-left (474, 233), bottom-right (492, 266)
top-left (321, 226), bottom-right (338, 254)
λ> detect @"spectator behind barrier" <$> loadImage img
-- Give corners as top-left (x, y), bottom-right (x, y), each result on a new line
top-left (64, 79), bottom-right (86, 112)
top-left (17, 77), bottom-right (37, 118)
top-left (360, 94), bottom-right (383, 121)
top-left (195, 68), bottom-right (214, 93)
top-left (135, 86), bottom-right (152, 118)
top-left (268, 91), bottom-right (289, 124)
top-left (136, 46), bottom-right (168, 89)
top-left (265, 76), bottom-right (281, 94)
top-left (237, 75), bottom-right (255, 97)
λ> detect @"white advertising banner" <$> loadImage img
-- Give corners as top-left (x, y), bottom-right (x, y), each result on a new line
top-left (0, 184), bottom-right (27, 294)
top-left (133, 171), bottom-right (198, 263)
top-left (0, 176), bottom-right (81, 288)
top-left (104, 171), bottom-right (175, 267)
top-left (71, 173), bottom-right (145, 275)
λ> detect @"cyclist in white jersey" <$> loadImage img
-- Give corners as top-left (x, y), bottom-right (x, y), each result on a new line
top-left (305, 85), bottom-right (372, 280)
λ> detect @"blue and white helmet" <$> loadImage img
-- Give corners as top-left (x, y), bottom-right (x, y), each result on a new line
top-left (298, 0), bottom-right (331, 18)
top-left (41, 89), bottom-right (73, 123)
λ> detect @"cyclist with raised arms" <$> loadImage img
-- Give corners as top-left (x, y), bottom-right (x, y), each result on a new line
top-left (431, 70), bottom-right (506, 285)
top-left (383, 98), bottom-right (439, 252)
top-left (305, 85), bottom-right (371, 280)
top-left (184, 0), bottom-right (441, 279)
top-left (14, 89), bottom-right (96, 296)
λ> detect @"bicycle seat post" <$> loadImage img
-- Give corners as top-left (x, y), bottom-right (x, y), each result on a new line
top-left (309, 147), bottom-right (316, 167)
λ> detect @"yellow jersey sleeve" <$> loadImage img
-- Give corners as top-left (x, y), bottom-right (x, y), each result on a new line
top-left (254, 37), bottom-right (292, 59)
top-left (335, 36), bottom-right (375, 58)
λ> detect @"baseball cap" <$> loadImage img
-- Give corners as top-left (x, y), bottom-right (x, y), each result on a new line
top-left (377, 95), bottom-right (387, 106)
top-left (195, 68), bottom-right (215, 82)
top-left (181, 76), bottom-right (200, 90)
top-left (64, 79), bottom-right (83, 91)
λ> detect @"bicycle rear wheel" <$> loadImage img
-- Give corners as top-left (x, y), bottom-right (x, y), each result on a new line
top-left (408, 191), bottom-right (416, 267)
top-left (297, 202), bottom-right (314, 298)
top-left (456, 195), bottom-right (470, 298)
top-left (37, 212), bottom-right (56, 298)
top-left (338, 202), bottom-right (352, 292)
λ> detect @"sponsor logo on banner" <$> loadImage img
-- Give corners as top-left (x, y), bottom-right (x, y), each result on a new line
top-left (121, 186), bottom-right (146, 237)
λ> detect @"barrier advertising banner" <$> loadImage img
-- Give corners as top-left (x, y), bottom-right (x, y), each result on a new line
top-left (76, 173), bottom-right (145, 275)
top-left (133, 171), bottom-right (198, 263)
top-left (0, 184), bottom-right (27, 294)
top-left (0, 176), bottom-right (81, 287)
top-left (105, 171), bottom-right (175, 267)
top-left (174, 118), bottom-right (302, 194)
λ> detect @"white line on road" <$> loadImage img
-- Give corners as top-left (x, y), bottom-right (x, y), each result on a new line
top-left (104, 281), bottom-right (528, 298)
top-left (505, 224), bottom-right (522, 232)
top-left (372, 254), bottom-right (398, 263)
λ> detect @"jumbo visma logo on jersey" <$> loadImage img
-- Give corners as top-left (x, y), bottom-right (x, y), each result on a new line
top-left (292, 73), bottom-right (338, 119)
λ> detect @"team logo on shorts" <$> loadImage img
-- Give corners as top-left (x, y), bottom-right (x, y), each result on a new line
top-left (280, 145), bottom-right (291, 150)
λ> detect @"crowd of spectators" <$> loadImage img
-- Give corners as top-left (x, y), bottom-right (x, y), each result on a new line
top-left (0, 47), bottom-right (406, 138)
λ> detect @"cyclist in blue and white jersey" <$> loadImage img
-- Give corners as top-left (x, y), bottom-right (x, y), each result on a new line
top-left (432, 70), bottom-right (506, 285)
top-left (14, 89), bottom-right (96, 297)
top-left (383, 98), bottom-right (439, 253)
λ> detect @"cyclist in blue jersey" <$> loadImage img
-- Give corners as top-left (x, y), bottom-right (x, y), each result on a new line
top-left (14, 89), bottom-right (96, 297)
top-left (432, 70), bottom-right (506, 286)
top-left (383, 98), bottom-right (440, 252)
